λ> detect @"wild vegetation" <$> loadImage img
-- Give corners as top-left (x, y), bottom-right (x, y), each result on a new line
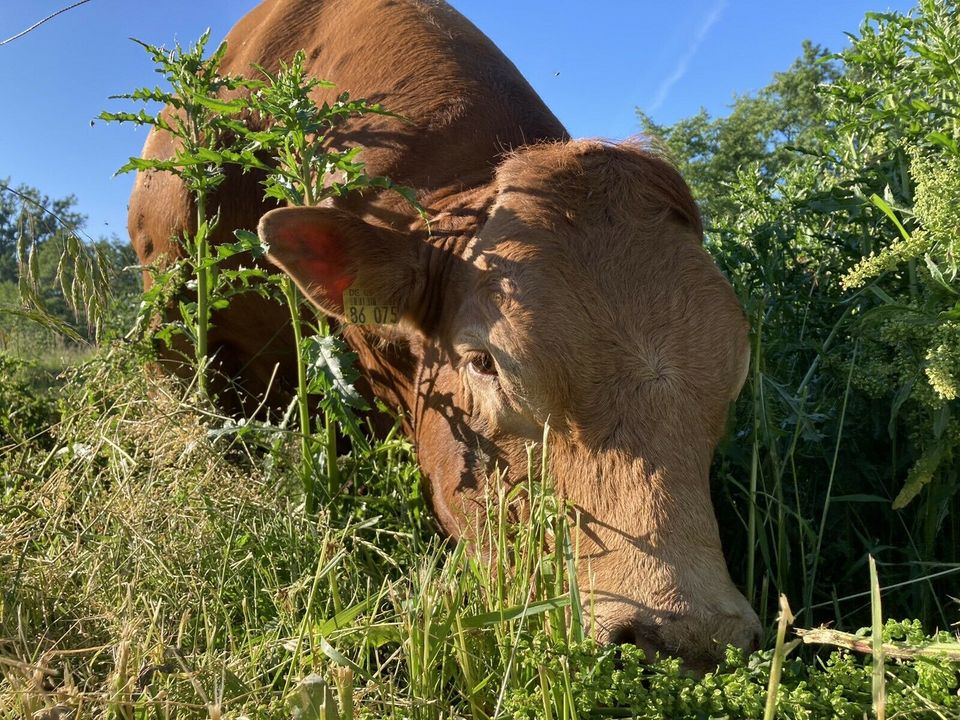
top-left (642, 0), bottom-right (960, 634)
top-left (1, 0), bottom-right (959, 717)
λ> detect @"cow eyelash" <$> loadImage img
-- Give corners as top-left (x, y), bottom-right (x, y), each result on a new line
top-left (461, 350), bottom-right (498, 378)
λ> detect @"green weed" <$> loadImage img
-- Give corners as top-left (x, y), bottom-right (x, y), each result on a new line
top-left (644, 0), bottom-right (960, 632)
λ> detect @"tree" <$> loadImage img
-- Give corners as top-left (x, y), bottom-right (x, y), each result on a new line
top-left (0, 179), bottom-right (87, 283)
top-left (0, 179), bottom-right (139, 350)
top-left (638, 41), bottom-right (841, 228)
top-left (637, 2), bottom-right (960, 631)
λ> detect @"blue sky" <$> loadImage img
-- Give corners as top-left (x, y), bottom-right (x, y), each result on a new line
top-left (2, 0), bottom-right (916, 239)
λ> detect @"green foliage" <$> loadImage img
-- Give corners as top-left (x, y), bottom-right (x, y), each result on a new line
top-left (100, 31), bottom-right (264, 391)
top-left (0, 343), bottom-right (419, 717)
top-left (100, 40), bottom-right (417, 511)
top-left (99, 32), bottom-right (259, 195)
top-left (246, 50), bottom-right (413, 207)
top-left (0, 354), bottom-right (60, 446)
top-left (641, 0), bottom-right (960, 632)
top-left (5, 347), bottom-right (951, 717)
top-left (827, 2), bottom-right (960, 490)
top-left (241, 49), bottom-right (418, 509)
top-left (0, 344), bottom-right (569, 717)
top-left (502, 623), bottom-right (958, 719)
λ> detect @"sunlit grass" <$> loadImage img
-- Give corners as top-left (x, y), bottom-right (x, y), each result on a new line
top-left (1, 344), bottom-right (957, 718)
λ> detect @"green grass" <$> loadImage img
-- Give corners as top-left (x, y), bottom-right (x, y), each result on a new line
top-left (4, 2), bottom-right (960, 715)
top-left (1, 343), bottom-right (957, 718)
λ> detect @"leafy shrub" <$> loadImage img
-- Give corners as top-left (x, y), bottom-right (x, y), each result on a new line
top-left (643, 0), bottom-right (960, 632)
top-left (0, 353), bottom-right (61, 447)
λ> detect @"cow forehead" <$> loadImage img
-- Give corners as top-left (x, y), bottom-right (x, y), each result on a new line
top-left (466, 194), bottom-right (670, 340)
top-left (458, 212), bottom-right (663, 400)
top-left (491, 139), bottom-right (702, 236)
top-left (450, 173), bottom-right (742, 432)
top-left (474, 142), bottom-right (703, 288)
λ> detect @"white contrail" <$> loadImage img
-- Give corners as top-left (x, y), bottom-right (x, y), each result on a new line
top-left (649, 0), bottom-right (728, 113)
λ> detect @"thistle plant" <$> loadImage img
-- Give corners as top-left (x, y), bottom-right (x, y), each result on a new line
top-left (237, 51), bottom-right (393, 508)
top-left (103, 39), bottom-right (417, 513)
top-left (232, 50), bottom-right (420, 510)
top-left (99, 30), bottom-right (261, 395)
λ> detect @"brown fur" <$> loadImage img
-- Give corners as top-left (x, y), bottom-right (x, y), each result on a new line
top-left (129, 0), bottom-right (760, 666)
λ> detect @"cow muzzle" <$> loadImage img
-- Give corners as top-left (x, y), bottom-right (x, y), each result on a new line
top-left (592, 593), bottom-right (762, 672)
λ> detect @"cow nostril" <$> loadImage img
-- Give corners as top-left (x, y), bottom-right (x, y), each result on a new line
top-left (609, 624), bottom-right (639, 646)
top-left (607, 624), bottom-right (667, 661)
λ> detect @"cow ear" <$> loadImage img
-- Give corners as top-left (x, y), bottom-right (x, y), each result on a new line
top-left (258, 206), bottom-right (420, 325)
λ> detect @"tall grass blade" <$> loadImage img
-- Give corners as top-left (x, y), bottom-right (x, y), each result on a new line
top-left (870, 556), bottom-right (886, 720)
top-left (763, 595), bottom-right (797, 720)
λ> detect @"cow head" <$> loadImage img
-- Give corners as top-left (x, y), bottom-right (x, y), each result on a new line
top-left (258, 140), bottom-right (761, 667)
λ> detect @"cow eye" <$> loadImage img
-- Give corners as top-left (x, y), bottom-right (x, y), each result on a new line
top-left (464, 351), bottom-right (498, 377)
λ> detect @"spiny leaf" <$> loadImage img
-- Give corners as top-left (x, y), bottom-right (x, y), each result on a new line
top-left (303, 334), bottom-right (366, 409)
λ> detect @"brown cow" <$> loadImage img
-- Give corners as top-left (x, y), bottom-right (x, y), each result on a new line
top-left (128, 0), bottom-right (761, 667)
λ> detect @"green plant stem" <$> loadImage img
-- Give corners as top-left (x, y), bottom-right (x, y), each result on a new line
top-left (807, 343), bottom-right (858, 618)
top-left (283, 540), bottom-right (329, 700)
top-left (763, 595), bottom-right (797, 720)
top-left (282, 276), bottom-right (316, 513)
top-left (325, 408), bottom-right (340, 498)
top-left (195, 192), bottom-right (209, 395)
top-left (870, 555), bottom-right (886, 720)
top-left (747, 307), bottom-right (763, 607)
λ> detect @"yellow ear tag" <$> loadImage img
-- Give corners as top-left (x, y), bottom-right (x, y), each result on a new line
top-left (342, 284), bottom-right (400, 325)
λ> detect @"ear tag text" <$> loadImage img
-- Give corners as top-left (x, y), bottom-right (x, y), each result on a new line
top-left (342, 285), bottom-right (400, 325)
